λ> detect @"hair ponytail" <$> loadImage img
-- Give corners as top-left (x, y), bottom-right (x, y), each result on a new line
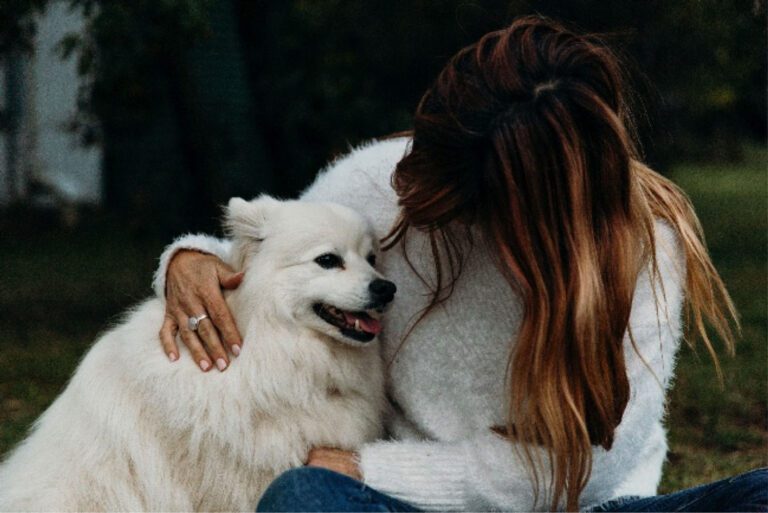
top-left (386, 16), bottom-right (737, 511)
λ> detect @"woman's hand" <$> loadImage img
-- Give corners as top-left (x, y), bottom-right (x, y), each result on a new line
top-left (159, 250), bottom-right (244, 371)
top-left (306, 448), bottom-right (362, 481)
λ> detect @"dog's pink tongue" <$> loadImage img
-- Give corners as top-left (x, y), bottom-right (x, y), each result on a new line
top-left (344, 312), bottom-right (382, 335)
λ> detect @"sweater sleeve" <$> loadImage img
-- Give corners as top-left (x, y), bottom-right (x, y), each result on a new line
top-left (359, 222), bottom-right (685, 511)
top-left (152, 234), bottom-right (233, 298)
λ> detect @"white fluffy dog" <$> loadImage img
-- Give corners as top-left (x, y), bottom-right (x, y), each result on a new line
top-left (0, 196), bottom-right (392, 511)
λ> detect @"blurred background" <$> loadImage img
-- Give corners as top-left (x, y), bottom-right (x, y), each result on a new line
top-left (0, 0), bottom-right (765, 494)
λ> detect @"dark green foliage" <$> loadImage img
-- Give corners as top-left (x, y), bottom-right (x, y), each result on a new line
top-left (80, 0), bottom-right (272, 234)
top-left (0, 0), bottom-right (764, 232)
top-left (0, 0), bottom-right (49, 53)
top-left (232, 0), bottom-right (766, 188)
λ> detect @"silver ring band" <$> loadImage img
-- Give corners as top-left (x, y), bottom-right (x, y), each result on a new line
top-left (187, 314), bottom-right (209, 332)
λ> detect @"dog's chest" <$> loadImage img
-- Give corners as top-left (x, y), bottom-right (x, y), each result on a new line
top-left (182, 399), bottom-right (376, 510)
top-left (169, 356), bottom-right (383, 510)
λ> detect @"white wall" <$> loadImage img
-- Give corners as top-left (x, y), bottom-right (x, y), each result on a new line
top-left (29, 0), bottom-right (102, 205)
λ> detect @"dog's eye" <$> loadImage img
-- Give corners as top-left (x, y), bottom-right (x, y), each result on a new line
top-left (367, 254), bottom-right (376, 267)
top-left (314, 253), bottom-right (343, 269)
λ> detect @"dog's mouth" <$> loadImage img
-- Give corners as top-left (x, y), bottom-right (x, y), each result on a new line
top-left (312, 303), bottom-right (382, 343)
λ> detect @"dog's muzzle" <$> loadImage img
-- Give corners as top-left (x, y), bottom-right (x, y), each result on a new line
top-left (368, 279), bottom-right (396, 308)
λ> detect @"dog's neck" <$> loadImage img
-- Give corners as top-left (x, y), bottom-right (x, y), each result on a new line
top-left (223, 271), bottom-right (332, 361)
top-left (226, 278), bottom-right (279, 333)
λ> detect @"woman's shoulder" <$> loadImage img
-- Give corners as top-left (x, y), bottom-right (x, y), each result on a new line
top-left (301, 136), bottom-right (411, 235)
top-left (628, 218), bottom-right (687, 337)
top-left (302, 136), bottom-right (410, 199)
top-left (325, 136), bottom-right (411, 177)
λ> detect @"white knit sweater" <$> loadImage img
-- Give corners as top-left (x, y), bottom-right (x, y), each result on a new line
top-left (153, 137), bottom-right (684, 511)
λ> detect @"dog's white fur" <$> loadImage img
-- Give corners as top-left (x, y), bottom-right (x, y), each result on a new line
top-left (0, 196), bottom-right (388, 512)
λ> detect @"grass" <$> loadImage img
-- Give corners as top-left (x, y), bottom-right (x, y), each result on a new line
top-left (0, 146), bottom-right (766, 494)
top-left (0, 219), bottom-right (165, 452)
top-left (660, 145), bottom-right (768, 491)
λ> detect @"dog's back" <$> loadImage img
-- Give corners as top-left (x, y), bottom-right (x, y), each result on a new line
top-left (0, 300), bottom-right (192, 511)
top-left (0, 197), bottom-right (388, 511)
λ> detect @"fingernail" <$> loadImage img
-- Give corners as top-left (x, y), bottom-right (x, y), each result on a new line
top-left (216, 358), bottom-right (227, 371)
top-left (168, 352), bottom-right (178, 362)
top-left (199, 360), bottom-right (210, 371)
top-left (231, 344), bottom-right (241, 357)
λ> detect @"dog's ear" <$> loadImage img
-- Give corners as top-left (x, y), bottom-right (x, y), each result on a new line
top-left (224, 195), bottom-right (279, 241)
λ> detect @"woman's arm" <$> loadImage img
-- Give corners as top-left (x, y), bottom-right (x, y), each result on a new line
top-left (156, 237), bottom-right (244, 371)
top-left (152, 234), bottom-right (234, 298)
top-left (353, 342), bottom-right (674, 512)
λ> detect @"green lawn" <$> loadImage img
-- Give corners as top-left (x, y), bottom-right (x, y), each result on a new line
top-left (0, 147), bottom-right (766, 494)
top-left (661, 146), bottom-right (768, 491)
top-left (0, 220), bottom-right (165, 452)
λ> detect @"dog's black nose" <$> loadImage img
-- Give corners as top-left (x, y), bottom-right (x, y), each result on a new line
top-left (369, 279), bottom-right (397, 304)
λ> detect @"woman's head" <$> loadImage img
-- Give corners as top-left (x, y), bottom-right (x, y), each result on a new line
top-left (387, 16), bottom-right (737, 511)
top-left (393, 16), bottom-right (635, 231)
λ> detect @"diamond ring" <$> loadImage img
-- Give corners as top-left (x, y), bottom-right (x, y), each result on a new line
top-left (187, 314), bottom-right (209, 331)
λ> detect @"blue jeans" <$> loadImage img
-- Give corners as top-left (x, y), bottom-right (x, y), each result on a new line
top-left (256, 467), bottom-right (768, 512)
top-left (257, 467), bottom-right (414, 512)
top-left (588, 468), bottom-right (768, 512)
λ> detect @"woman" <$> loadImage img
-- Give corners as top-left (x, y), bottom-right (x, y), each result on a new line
top-left (153, 16), bottom-right (766, 512)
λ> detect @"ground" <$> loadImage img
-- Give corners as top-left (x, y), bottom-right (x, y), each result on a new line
top-left (660, 146), bottom-right (767, 492)
top-left (0, 146), bottom-right (765, 494)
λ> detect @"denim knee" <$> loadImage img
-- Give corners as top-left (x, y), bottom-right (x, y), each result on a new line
top-left (731, 468), bottom-right (768, 510)
top-left (266, 467), bottom-right (321, 494)
top-left (257, 467), bottom-right (330, 512)
top-left (256, 467), bottom-right (418, 513)
top-left (257, 467), bottom-right (372, 512)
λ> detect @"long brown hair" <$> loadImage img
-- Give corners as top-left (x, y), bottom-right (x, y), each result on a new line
top-left (383, 16), bottom-right (737, 511)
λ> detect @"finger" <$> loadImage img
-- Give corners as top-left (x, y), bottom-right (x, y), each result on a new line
top-left (304, 448), bottom-right (319, 465)
top-left (305, 447), bottom-right (333, 464)
top-left (196, 318), bottom-right (229, 371)
top-left (217, 262), bottom-right (244, 290)
top-left (176, 315), bottom-right (213, 372)
top-left (160, 316), bottom-right (180, 362)
top-left (204, 292), bottom-right (243, 357)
